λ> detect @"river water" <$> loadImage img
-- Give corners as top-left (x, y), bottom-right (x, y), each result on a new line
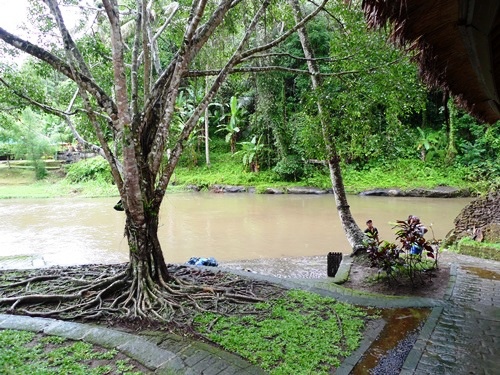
top-left (0, 193), bottom-right (471, 269)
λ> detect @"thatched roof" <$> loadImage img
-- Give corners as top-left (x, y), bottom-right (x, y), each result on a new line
top-left (363, 0), bottom-right (500, 124)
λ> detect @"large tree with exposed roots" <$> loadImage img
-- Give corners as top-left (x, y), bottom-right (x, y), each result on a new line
top-left (0, 0), bottom-right (328, 320)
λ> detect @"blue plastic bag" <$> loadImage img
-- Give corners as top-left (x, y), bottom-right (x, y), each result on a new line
top-left (187, 257), bottom-right (218, 267)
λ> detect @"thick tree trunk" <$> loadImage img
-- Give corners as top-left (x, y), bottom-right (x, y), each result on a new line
top-left (125, 209), bottom-right (170, 284)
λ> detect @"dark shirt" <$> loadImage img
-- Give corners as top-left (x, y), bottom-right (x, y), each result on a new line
top-left (364, 227), bottom-right (379, 238)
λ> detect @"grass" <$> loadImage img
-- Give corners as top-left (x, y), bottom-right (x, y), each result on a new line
top-left (0, 154), bottom-right (487, 199)
top-left (446, 237), bottom-right (500, 261)
top-left (0, 164), bottom-right (118, 199)
top-left (194, 290), bottom-right (373, 375)
top-left (0, 329), bottom-right (146, 375)
top-left (174, 156), bottom-right (479, 193)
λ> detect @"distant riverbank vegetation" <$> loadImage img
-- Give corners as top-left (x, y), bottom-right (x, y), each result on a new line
top-left (1, 106), bottom-right (498, 198)
top-left (0, 131), bottom-right (496, 199)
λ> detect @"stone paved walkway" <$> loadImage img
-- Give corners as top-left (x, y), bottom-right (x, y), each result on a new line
top-left (1, 252), bottom-right (498, 374)
top-left (401, 256), bottom-right (499, 375)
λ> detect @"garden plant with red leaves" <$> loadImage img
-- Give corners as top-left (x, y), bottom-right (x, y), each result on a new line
top-left (366, 216), bottom-right (437, 286)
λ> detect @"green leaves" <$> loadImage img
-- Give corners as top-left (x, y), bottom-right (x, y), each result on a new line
top-left (194, 290), bottom-right (369, 374)
top-left (233, 135), bottom-right (264, 172)
top-left (0, 329), bottom-right (141, 375)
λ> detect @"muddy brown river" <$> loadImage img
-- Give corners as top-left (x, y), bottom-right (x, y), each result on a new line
top-left (0, 193), bottom-right (471, 268)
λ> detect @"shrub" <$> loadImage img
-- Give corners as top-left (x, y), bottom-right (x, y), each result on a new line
top-left (32, 160), bottom-right (48, 180)
top-left (65, 157), bottom-right (113, 183)
top-left (273, 155), bottom-right (304, 181)
top-left (366, 216), bottom-right (437, 285)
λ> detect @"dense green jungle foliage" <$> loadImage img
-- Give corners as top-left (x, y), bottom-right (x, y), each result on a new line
top-left (1, 1), bottom-right (498, 192)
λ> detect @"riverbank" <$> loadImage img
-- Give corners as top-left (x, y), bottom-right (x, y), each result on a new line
top-left (0, 159), bottom-right (481, 199)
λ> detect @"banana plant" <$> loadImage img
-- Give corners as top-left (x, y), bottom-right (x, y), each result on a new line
top-left (234, 135), bottom-right (264, 172)
top-left (216, 96), bottom-right (247, 154)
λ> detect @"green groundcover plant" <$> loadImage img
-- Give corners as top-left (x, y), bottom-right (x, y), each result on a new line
top-left (194, 290), bottom-right (372, 375)
top-left (0, 329), bottom-right (143, 375)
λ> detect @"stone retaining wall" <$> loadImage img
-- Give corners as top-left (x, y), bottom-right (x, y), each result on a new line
top-left (443, 192), bottom-right (500, 259)
top-left (452, 192), bottom-right (500, 241)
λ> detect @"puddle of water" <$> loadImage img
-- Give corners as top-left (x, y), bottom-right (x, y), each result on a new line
top-left (352, 308), bottom-right (430, 375)
top-left (463, 266), bottom-right (499, 280)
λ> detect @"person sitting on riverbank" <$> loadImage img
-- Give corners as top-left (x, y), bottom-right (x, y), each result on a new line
top-left (364, 219), bottom-right (379, 243)
top-left (409, 215), bottom-right (428, 254)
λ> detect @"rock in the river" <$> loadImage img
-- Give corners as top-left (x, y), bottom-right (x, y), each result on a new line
top-left (360, 186), bottom-right (470, 198)
top-left (210, 185), bottom-right (247, 193)
top-left (359, 189), bottom-right (404, 197)
top-left (286, 186), bottom-right (330, 194)
top-left (263, 187), bottom-right (285, 194)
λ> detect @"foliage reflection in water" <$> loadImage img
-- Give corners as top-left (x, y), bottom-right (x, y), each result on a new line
top-left (352, 308), bottom-right (431, 375)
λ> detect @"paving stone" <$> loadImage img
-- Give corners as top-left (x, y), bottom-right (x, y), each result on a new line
top-left (183, 349), bottom-right (211, 367)
top-left (118, 338), bottom-right (177, 369)
top-left (158, 337), bottom-right (192, 353)
top-left (155, 357), bottom-right (187, 374)
top-left (189, 355), bottom-right (222, 373)
top-left (201, 359), bottom-right (230, 375)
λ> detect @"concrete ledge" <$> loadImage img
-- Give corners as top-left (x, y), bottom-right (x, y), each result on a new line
top-left (0, 314), bottom-right (57, 332)
top-left (330, 254), bottom-right (353, 284)
top-left (443, 263), bottom-right (458, 300)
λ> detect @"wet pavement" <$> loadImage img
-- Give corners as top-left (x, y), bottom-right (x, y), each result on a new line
top-left (402, 257), bottom-right (500, 375)
top-left (0, 252), bottom-right (498, 374)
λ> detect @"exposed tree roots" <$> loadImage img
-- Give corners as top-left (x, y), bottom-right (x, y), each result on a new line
top-left (0, 264), bottom-right (287, 328)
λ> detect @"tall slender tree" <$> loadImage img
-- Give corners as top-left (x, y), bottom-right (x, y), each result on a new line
top-left (289, 0), bottom-right (365, 251)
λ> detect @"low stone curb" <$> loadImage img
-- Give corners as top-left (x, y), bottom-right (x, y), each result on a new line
top-left (334, 318), bottom-right (386, 375)
top-left (443, 263), bottom-right (458, 301)
top-left (330, 254), bottom-right (352, 284)
top-left (224, 267), bottom-right (443, 309)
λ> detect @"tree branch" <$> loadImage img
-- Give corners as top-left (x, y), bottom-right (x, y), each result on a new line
top-left (43, 0), bottom-right (93, 78)
top-left (184, 66), bottom-right (365, 77)
top-left (240, 51), bottom-right (342, 63)
top-left (0, 76), bottom-right (76, 117)
top-left (130, 0), bottom-right (142, 115)
top-left (0, 27), bottom-right (118, 124)
top-left (145, 0), bottom-right (236, 177)
top-left (240, 0), bottom-right (329, 59)
top-left (103, 0), bottom-right (142, 220)
top-left (154, 0), bottom-right (272, 204)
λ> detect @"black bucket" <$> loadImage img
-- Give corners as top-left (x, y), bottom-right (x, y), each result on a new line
top-left (327, 252), bottom-right (343, 277)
